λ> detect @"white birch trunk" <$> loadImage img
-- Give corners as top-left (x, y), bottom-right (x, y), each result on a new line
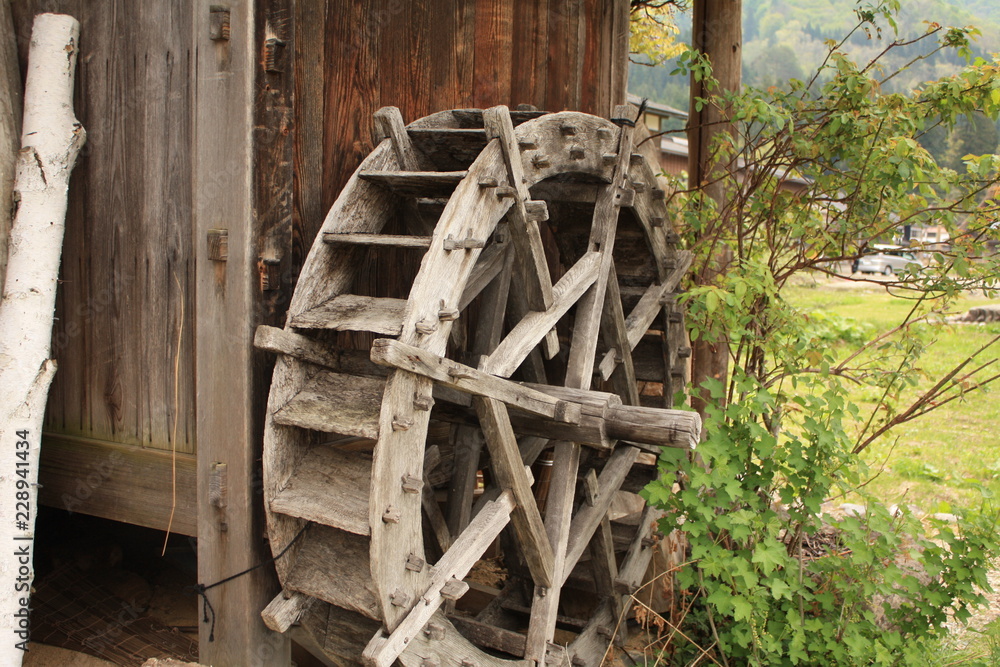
top-left (0, 14), bottom-right (84, 662)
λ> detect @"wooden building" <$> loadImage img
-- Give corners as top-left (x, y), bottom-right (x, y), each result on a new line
top-left (8, 1), bottom-right (631, 664)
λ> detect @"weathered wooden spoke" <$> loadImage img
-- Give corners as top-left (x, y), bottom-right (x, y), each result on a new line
top-left (257, 105), bottom-right (697, 667)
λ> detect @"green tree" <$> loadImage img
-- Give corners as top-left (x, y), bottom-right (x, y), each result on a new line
top-left (648, 4), bottom-right (1000, 664)
top-left (629, 0), bottom-right (686, 66)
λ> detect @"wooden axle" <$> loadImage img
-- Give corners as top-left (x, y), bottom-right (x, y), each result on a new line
top-left (372, 338), bottom-right (700, 450)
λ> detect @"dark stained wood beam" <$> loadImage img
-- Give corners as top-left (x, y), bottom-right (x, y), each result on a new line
top-left (688, 0), bottom-right (742, 418)
top-left (193, 0), bottom-right (291, 663)
top-left (38, 434), bottom-right (197, 536)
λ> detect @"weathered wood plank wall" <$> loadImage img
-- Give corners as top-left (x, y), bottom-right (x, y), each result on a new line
top-left (11, 1), bottom-right (196, 457)
top-left (297, 0), bottom-right (630, 251)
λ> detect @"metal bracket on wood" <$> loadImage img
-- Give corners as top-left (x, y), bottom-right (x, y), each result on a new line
top-left (207, 229), bottom-right (228, 261)
top-left (209, 5), bottom-right (231, 40)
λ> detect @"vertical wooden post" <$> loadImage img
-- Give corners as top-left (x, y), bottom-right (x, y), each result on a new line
top-left (687, 0), bottom-right (741, 417)
top-left (193, 1), bottom-right (290, 664)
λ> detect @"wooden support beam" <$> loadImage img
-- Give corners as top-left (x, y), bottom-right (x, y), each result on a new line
top-left (261, 591), bottom-right (315, 633)
top-left (474, 397), bottom-right (555, 588)
top-left (449, 254), bottom-right (514, 535)
top-left (524, 440), bottom-right (579, 664)
top-left (422, 445), bottom-right (453, 554)
top-left (484, 106), bottom-right (554, 312)
top-left (322, 232), bottom-right (431, 248)
top-left (373, 106), bottom-right (426, 171)
top-left (624, 250), bottom-right (693, 350)
top-left (38, 434), bottom-right (196, 536)
top-left (562, 446), bottom-right (640, 587)
top-left (289, 295), bottom-right (407, 334)
top-left (194, 0), bottom-right (287, 662)
top-left (254, 325), bottom-right (341, 369)
top-left (458, 233), bottom-right (511, 311)
top-left (481, 250), bottom-right (601, 378)
top-left (582, 474), bottom-right (624, 646)
top-left (565, 107), bottom-right (636, 389)
top-left (508, 259), bottom-right (561, 361)
top-left (362, 490), bottom-right (516, 667)
top-left (370, 338), bottom-right (580, 424)
top-left (614, 505), bottom-right (664, 597)
top-left (598, 261), bottom-right (640, 406)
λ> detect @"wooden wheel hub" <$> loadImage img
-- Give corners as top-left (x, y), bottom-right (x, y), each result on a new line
top-left (257, 105), bottom-right (697, 666)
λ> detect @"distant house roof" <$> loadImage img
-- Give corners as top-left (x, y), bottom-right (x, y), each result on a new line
top-left (628, 93), bottom-right (812, 189)
top-left (628, 94), bottom-right (688, 121)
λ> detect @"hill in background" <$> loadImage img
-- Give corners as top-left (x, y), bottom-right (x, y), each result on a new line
top-left (629, 0), bottom-right (1000, 170)
top-left (631, 0), bottom-right (1000, 107)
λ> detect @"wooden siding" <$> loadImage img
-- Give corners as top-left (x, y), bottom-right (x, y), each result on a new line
top-left (11, 1), bottom-right (196, 455)
top-left (297, 0), bottom-right (629, 252)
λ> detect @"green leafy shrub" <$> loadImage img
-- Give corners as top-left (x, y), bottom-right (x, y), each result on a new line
top-left (647, 2), bottom-right (1000, 664)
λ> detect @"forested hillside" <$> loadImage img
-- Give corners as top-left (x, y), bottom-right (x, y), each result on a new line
top-left (632, 0), bottom-right (1000, 107)
top-left (629, 0), bottom-right (1000, 168)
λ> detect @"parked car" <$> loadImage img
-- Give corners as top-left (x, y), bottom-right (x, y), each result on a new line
top-left (852, 245), bottom-right (922, 275)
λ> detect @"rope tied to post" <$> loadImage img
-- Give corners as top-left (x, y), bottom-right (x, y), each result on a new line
top-left (188, 523), bottom-right (308, 642)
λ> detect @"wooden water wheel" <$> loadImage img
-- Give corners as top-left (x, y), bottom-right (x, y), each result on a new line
top-left (255, 104), bottom-right (698, 666)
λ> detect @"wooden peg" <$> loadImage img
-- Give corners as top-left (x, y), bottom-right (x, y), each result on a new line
top-left (569, 145), bottom-right (585, 160)
top-left (412, 394), bottom-right (434, 411)
top-left (401, 474), bottom-right (423, 494)
top-left (478, 177), bottom-right (499, 188)
top-left (389, 588), bottom-right (410, 606)
top-left (405, 553), bottom-right (425, 572)
top-left (524, 200), bottom-right (549, 223)
top-left (597, 127), bottom-right (613, 141)
top-left (614, 188), bottom-right (635, 207)
top-left (518, 137), bottom-right (538, 150)
top-left (414, 319), bottom-right (438, 335)
top-left (602, 152), bottom-right (618, 164)
top-left (531, 154), bottom-right (551, 169)
top-left (440, 579), bottom-right (470, 601)
top-left (382, 506), bottom-right (402, 524)
top-left (559, 122), bottom-right (578, 135)
top-left (391, 417), bottom-right (414, 431)
top-left (444, 234), bottom-right (487, 250)
top-left (447, 366), bottom-right (475, 381)
top-left (438, 299), bottom-right (460, 321)
top-left (495, 185), bottom-right (517, 199)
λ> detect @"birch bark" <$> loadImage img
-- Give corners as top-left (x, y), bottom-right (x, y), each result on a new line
top-left (0, 14), bottom-right (84, 663)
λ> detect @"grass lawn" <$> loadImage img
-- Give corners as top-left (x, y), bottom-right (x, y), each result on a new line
top-left (784, 277), bottom-right (1000, 512)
